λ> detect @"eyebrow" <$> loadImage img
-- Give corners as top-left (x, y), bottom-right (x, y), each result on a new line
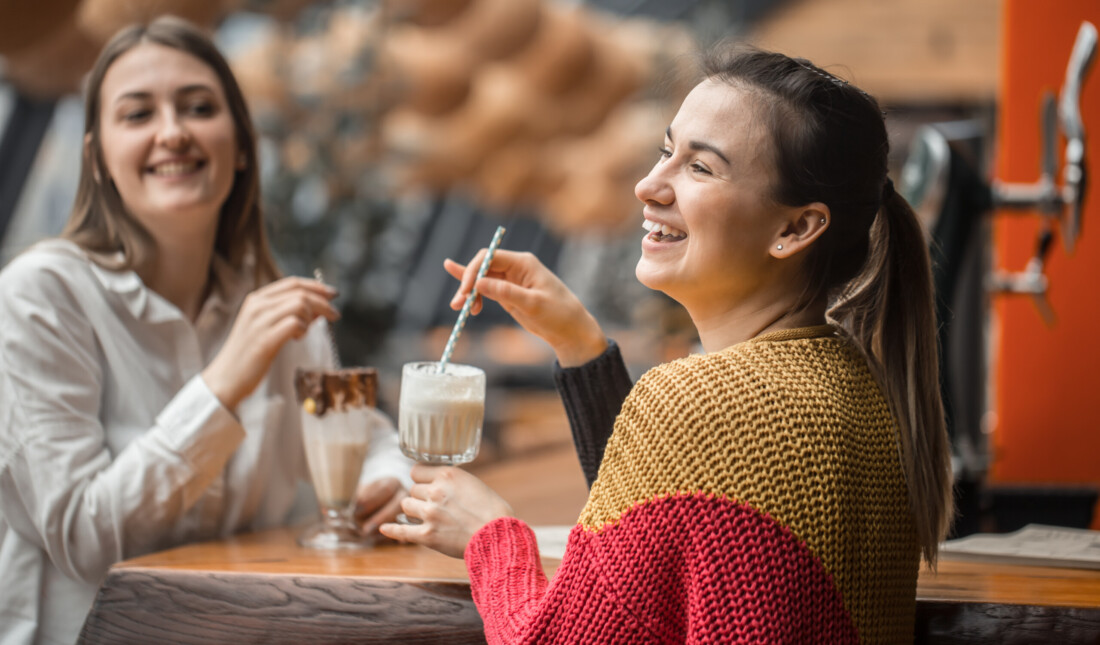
top-left (666, 126), bottom-right (731, 166)
top-left (113, 84), bottom-right (218, 104)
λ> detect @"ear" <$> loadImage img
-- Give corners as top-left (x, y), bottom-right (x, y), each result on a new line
top-left (771, 202), bottom-right (830, 258)
top-left (236, 151), bottom-right (248, 170)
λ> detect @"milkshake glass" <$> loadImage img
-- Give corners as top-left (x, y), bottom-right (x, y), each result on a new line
top-left (295, 367), bottom-right (377, 549)
top-left (398, 361), bottom-right (485, 465)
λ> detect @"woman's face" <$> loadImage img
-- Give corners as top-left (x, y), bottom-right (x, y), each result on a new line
top-left (96, 42), bottom-right (239, 242)
top-left (634, 80), bottom-right (785, 313)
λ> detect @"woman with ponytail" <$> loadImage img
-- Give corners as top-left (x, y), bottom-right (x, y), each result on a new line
top-left (382, 45), bottom-right (953, 644)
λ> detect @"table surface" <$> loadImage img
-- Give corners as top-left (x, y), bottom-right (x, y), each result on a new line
top-left (108, 525), bottom-right (559, 581)
top-left (79, 526), bottom-right (1100, 645)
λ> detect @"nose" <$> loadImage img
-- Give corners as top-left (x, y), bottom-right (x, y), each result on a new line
top-left (155, 109), bottom-right (192, 150)
top-left (635, 162), bottom-right (673, 206)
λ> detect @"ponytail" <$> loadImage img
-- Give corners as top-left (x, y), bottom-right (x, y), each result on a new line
top-left (706, 45), bottom-right (955, 564)
top-left (828, 180), bottom-right (954, 564)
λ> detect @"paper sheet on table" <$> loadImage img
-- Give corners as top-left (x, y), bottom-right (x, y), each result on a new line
top-left (940, 524), bottom-right (1100, 570)
top-left (532, 525), bottom-right (572, 560)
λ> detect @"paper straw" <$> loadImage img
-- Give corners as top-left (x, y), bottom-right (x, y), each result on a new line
top-left (439, 225), bottom-right (506, 373)
top-left (313, 268), bottom-right (342, 369)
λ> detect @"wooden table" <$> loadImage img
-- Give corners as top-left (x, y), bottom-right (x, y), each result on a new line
top-left (78, 527), bottom-right (1100, 644)
top-left (915, 558), bottom-right (1100, 643)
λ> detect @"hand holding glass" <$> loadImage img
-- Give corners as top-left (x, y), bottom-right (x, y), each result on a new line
top-left (397, 362), bottom-right (485, 523)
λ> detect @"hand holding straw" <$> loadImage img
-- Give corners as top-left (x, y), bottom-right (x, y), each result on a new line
top-left (439, 226), bottom-right (506, 373)
top-left (313, 268), bottom-right (342, 369)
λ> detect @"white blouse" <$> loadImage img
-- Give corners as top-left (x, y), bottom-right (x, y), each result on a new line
top-left (0, 239), bottom-right (414, 645)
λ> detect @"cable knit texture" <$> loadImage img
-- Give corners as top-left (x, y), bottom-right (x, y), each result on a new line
top-left (466, 325), bottom-right (919, 644)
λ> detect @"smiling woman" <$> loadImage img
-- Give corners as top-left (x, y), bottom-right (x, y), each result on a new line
top-left (96, 43), bottom-right (241, 255)
top-left (65, 16), bottom-right (273, 295)
top-left (634, 81), bottom-right (818, 328)
top-left (0, 17), bottom-right (414, 644)
top-left (382, 45), bottom-right (953, 644)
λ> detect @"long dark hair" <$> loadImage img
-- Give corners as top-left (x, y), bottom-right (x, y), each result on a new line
top-left (705, 46), bottom-right (953, 563)
top-left (63, 15), bottom-right (280, 285)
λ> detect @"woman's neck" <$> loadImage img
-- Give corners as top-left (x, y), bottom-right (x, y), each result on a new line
top-left (688, 291), bottom-right (827, 353)
top-left (136, 230), bottom-right (217, 322)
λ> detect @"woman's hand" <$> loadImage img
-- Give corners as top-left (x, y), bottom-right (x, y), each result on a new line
top-left (444, 249), bottom-right (607, 367)
top-left (203, 277), bottom-right (338, 410)
top-left (378, 464), bottom-right (513, 559)
top-left (354, 477), bottom-right (406, 537)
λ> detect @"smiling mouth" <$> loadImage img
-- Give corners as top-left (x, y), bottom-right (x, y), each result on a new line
top-left (149, 160), bottom-right (204, 177)
top-left (642, 219), bottom-right (687, 242)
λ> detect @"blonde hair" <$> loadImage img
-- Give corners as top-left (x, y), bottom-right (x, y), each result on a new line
top-left (63, 16), bottom-right (279, 285)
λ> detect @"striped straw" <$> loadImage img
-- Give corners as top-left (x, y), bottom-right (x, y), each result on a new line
top-left (439, 225), bottom-right (506, 373)
top-left (313, 268), bottom-right (342, 369)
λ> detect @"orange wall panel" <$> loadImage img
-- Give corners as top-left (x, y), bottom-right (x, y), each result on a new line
top-left (992, 0), bottom-right (1100, 529)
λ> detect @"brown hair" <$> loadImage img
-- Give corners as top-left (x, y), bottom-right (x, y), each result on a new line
top-left (705, 46), bottom-right (953, 563)
top-left (62, 15), bottom-right (279, 285)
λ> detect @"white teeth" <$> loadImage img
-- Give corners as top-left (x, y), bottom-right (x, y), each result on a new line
top-left (151, 161), bottom-right (199, 176)
top-left (642, 219), bottom-right (687, 239)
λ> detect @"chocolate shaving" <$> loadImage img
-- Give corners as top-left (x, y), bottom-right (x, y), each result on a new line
top-left (294, 367), bottom-right (378, 417)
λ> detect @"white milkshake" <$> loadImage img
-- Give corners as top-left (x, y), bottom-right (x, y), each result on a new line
top-left (398, 361), bottom-right (486, 465)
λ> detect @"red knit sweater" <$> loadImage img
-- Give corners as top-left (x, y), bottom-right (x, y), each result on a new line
top-left (466, 327), bottom-right (919, 643)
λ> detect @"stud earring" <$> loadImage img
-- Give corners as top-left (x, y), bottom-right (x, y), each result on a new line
top-left (820, 218), bottom-right (826, 224)
top-left (776, 244), bottom-right (784, 250)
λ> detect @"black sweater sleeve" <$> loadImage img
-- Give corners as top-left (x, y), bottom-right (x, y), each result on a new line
top-left (552, 339), bottom-right (634, 488)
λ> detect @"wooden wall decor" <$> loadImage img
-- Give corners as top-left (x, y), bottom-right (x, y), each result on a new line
top-left (0, 0), bottom-right (82, 55)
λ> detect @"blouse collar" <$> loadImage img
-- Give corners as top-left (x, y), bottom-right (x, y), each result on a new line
top-left (43, 239), bottom-right (253, 325)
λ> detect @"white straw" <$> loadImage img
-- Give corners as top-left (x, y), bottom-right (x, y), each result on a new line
top-left (439, 226), bottom-right (506, 373)
top-left (313, 268), bottom-right (342, 369)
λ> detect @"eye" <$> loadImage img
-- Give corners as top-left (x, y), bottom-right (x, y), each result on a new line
top-left (121, 108), bottom-right (152, 123)
top-left (690, 162), bottom-right (712, 175)
top-left (657, 146), bottom-right (672, 160)
top-left (184, 100), bottom-right (216, 117)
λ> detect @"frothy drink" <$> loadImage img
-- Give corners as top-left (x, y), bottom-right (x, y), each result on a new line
top-left (302, 409), bottom-right (372, 509)
top-left (295, 368), bottom-right (378, 512)
top-left (399, 362), bottom-right (486, 465)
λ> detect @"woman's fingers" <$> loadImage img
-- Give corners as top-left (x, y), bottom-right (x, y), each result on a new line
top-left (257, 275), bottom-right (338, 299)
top-left (357, 488), bottom-right (406, 535)
top-left (457, 249), bottom-right (488, 300)
top-left (445, 249), bottom-right (540, 312)
top-left (399, 495), bottom-right (432, 523)
top-left (202, 276), bottom-right (341, 410)
top-left (474, 276), bottom-right (536, 317)
top-left (443, 258), bottom-right (467, 281)
top-left (444, 252), bottom-right (482, 313)
top-left (379, 518), bottom-right (426, 544)
top-left (355, 478), bottom-right (401, 521)
top-left (249, 289), bottom-right (340, 337)
top-left (410, 463), bottom-right (447, 484)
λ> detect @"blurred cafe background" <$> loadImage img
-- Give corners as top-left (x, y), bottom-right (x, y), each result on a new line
top-left (1, 0), bottom-right (1097, 534)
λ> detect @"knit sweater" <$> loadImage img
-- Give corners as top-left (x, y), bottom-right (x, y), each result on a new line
top-left (553, 339), bottom-right (633, 488)
top-left (465, 325), bottom-right (920, 644)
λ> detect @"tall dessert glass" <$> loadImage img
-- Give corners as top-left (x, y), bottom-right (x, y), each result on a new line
top-left (295, 367), bottom-right (377, 549)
